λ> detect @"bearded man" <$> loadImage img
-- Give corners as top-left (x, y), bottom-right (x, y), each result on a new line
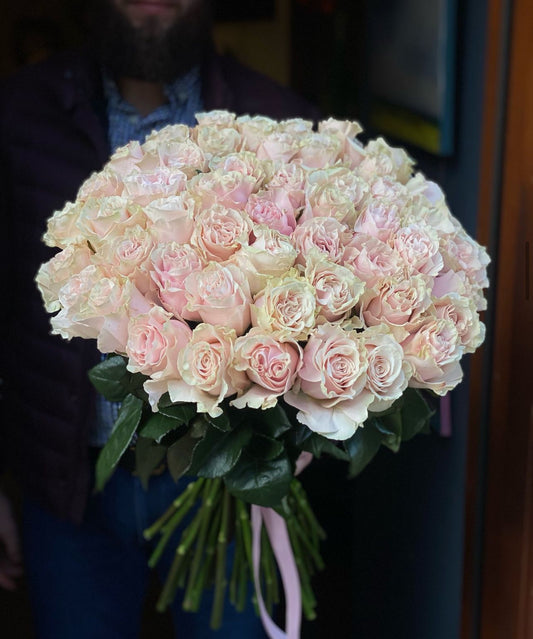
top-left (0, 2), bottom-right (317, 636)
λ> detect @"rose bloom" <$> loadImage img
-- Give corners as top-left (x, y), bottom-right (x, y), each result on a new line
top-left (301, 182), bottom-right (357, 227)
top-left (143, 123), bottom-right (190, 150)
top-left (144, 193), bottom-right (196, 244)
top-left (354, 199), bottom-right (402, 242)
top-left (169, 323), bottom-right (248, 417)
top-left (77, 167), bottom-right (123, 201)
top-left (231, 328), bottom-right (303, 409)
top-left (362, 325), bottom-right (412, 411)
top-left (256, 131), bottom-right (301, 163)
top-left (402, 317), bottom-right (464, 395)
top-left (293, 132), bottom-right (343, 169)
top-left (122, 166), bottom-right (187, 205)
top-left (155, 139), bottom-right (208, 177)
top-left (357, 137), bottom-right (414, 184)
top-left (251, 271), bottom-right (317, 340)
top-left (318, 117), bottom-right (363, 140)
top-left (126, 304), bottom-right (192, 378)
top-left (278, 118), bottom-right (314, 136)
top-left (209, 151), bottom-right (272, 190)
top-left (292, 217), bottom-right (353, 265)
top-left (196, 110), bottom-right (237, 128)
top-left (150, 243), bottom-right (205, 318)
top-left (284, 323), bottom-right (372, 440)
top-left (361, 274), bottom-right (433, 341)
top-left (343, 233), bottom-right (404, 288)
top-left (266, 161), bottom-right (307, 208)
top-left (392, 224), bottom-right (443, 277)
top-left (441, 231), bottom-right (490, 290)
top-left (43, 201), bottom-right (86, 249)
top-left (195, 125), bottom-right (242, 159)
top-left (36, 243), bottom-right (93, 312)
top-left (235, 114), bottom-right (277, 152)
top-left (245, 190), bottom-right (297, 236)
top-left (434, 293), bottom-right (485, 353)
top-left (75, 196), bottom-right (146, 249)
top-left (229, 226), bottom-right (298, 295)
top-left (106, 140), bottom-right (144, 178)
top-left (184, 262), bottom-right (252, 335)
top-left (190, 204), bottom-right (253, 262)
top-left (188, 170), bottom-right (256, 210)
top-left (304, 254), bottom-right (365, 323)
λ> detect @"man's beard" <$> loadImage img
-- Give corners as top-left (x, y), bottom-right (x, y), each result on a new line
top-left (88, 0), bottom-right (213, 82)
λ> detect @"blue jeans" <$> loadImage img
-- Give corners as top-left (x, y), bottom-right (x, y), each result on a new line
top-left (22, 467), bottom-right (264, 639)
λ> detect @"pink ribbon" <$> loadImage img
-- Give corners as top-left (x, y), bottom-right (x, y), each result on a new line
top-left (251, 506), bottom-right (301, 639)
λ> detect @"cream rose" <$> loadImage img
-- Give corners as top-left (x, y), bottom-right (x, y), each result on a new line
top-left (190, 204), bottom-right (252, 262)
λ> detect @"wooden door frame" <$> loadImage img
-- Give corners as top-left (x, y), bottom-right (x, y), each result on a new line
top-left (462, 0), bottom-right (533, 636)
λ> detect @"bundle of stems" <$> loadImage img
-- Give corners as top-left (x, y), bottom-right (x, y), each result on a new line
top-left (144, 477), bottom-right (325, 629)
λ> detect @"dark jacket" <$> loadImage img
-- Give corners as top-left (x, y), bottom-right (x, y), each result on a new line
top-left (1, 48), bottom-right (319, 523)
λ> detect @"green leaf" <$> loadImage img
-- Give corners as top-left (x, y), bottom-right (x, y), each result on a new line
top-left (344, 423), bottom-right (383, 478)
top-left (188, 424), bottom-right (253, 479)
top-left (134, 436), bottom-right (167, 490)
top-left (95, 394), bottom-right (143, 491)
top-left (400, 389), bottom-right (435, 441)
top-left (246, 434), bottom-right (285, 461)
top-left (88, 356), bottom-right (129, 402)
top-left (255, 404), bottom-right (294, 438)
top-left (157, 402), bottom-right (196, 424)
top-left (225, 451), bottom-right (293, 507)
top-left (206, 410), bottom-right (232, 432)
top-left (303, 433), bottom-right (350, 462)
top-left (139, 412), bottom-right (184, 443)
top-left (166, 431), bottom-right (203, 481)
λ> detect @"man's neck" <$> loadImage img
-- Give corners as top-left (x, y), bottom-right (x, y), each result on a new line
top-left (117, 77), bottom-right (167, 117)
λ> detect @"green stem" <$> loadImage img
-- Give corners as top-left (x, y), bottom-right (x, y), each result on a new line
top-left (210, 486), bottom-right (231, 630)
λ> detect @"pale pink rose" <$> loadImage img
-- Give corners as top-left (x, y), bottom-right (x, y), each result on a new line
top-left (251, 272), bottom-right (316, 340)
top-left (144, 194), bottom-right (196, 244)
top-left (126, 305), bottom-right (192, 380)
top-left (95, 224), bottom-right (155, 293)
top-left (155, 139), bottom-right (208, 176)
top-left (301, 183), bottom-right (357, 227)
top-left (106, 140), bottom-right (144, 178)
top-left (441, 232), bottom-right (490, 290)
top-left (307, 166), bottom-right (369, 209)
top-left (432, 269), bottom-right (468, 299)
top-left (318, 118), bottom-right (363, 140)
top-left (190, 204), bottom-right (252, 262)
top-left (266, 162), bottom-right (307, 208)
top-left (75, 196), bottom-right (146, 249)
top-left (362, 325), bottom-right (411, 410)
top-left (184, 262), bottom-right (252, 335)
top-left (256, 132), bottom-right (301, 163)
top-left (77, 168), bottom-right (123, 201)
top-left (195, 125), bottom-right (242, 158)
top-left (343, 233), bottom-right (404, 288)
top-left (43, 201), bottom-right (86, 249)
top-left (150, 243), bottom-right (205, 318)
top-left (304, 255), bottom-right (364, 323)
top-left (188, 170), bottom-right (256, 209)
top-left (284, 323), bottom-right (372, 439)
top-left (231, 329), bottom-right (303, 409)
top-left (361, 275), bottom-right (433, 341)
top-left (292, 217), bottom-right (353, 265)
top-left (434, 293), bottom-right (485, 353)
top-left (343, 137), bottom-right (366, 169)
top-left (245, 190), bottom-right (297, 236)
top-left (143, 123), bottom-right (190, 149)
top-left (169, 323), bottom-right (247, 417)
top-left (235, 115), bottom-right (277, 152)
top-left (195, 110), bottom-right (237, 128)
top-left (293, 132), bottom-right (343, 168)
top-left (36, 244), bottom-right (93, 312)
top-left (229, 226), bottom-right (298, 294)
top-left (122, 166), bottom-right (187, 205)
top-left (357, 138), bottom-right (414, 184)
top-left (279, 118), bottom-right (314, 136)
top-left (392, 224), bottom-right (443, 277)
top-left (354, 199), bottom-right (402, 242)
top-left (402, 318), bottom-right (464, 395)
top-left (209, 151), bottom-right (272, 190)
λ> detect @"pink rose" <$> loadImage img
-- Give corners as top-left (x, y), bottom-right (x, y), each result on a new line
top-left (354, 200), bottom-right (402, 242)
top-left (196, 110), bottom-right (237, 128)
top-left (190, 204), bottom-right (252, 262)
top-left (392, 224), bottom-right (443, 277)
top-left (402, 318), bottom-right (464, 395)
top-left (75, 196), bottom-right (146, 249)
top-left (150, 243), bottom-right (205, 318)
top-left (266, 162), bottom-right (307, 209)
top-left (144, 193), bottom-right (196, 244)
top-left (357, 138), bottom-right (413, 184)
top-left (245, 190), bottom-right (297, 236)
top-left (292, 217), bottom-right (353, 265)
top-left (184, 262), bottom-right (252, 335)
top-left (195, 125), bottom-right (242, 158)
top-left (361, 275), bottom-right (432, 341)
top-left (343, 233), bottom-right (403, 288)
top-left (122, 167), bottom-right (187, 205)
top-left (236, 115), bottom-right (277, 152)
top-left (169, 324), bottom-right (247, 417)
top-left (78, 168), bottom-right (123, 201)
top-left (293, 132), bottom-right (342, 168)
top-left (231, 329), bottom-right (303, 409)
top-left (188, 170), bottom-right (256, 209)
top-left (256, 132), bottom-right (301, 163)
top-left (284, 323), bottom-right (372, 439)
top-left (210, 151), bottom-right (271, 190)
top-left (252, 272), bottom-right (317, 340)
top-left (43, 201), bottom-right (85, 249)
top-left (106, 140), bottom-right (144, 178)
top-left (434, 293), bottom-right (485, 353)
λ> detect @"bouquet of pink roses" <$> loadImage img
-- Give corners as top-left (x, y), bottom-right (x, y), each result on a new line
top-left (36, 110), bottom-right (489, 637)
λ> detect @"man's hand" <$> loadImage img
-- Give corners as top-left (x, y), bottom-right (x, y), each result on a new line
top-left (0, 491), bottom-right (22, 590)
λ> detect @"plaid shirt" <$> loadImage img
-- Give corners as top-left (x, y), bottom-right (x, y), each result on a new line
top-left (91, 68), bottom-right (203, 447)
